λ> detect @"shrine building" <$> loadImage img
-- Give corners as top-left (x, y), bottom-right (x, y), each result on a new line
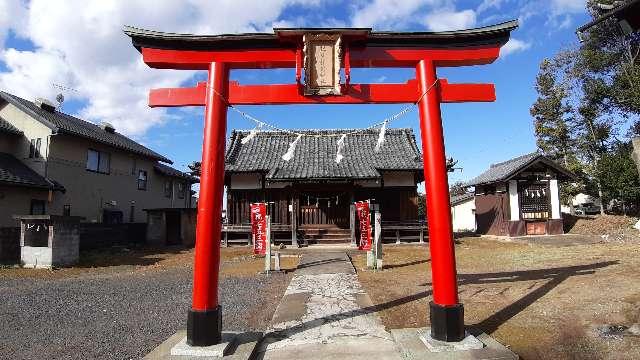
top-left (466, 152), bottom-right (575, 237)
top-left (223, 128), bottom-right (423, 244)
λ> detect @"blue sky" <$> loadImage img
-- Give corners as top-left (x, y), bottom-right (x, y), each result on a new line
top-left (0, 0), bottom-right (591, 189)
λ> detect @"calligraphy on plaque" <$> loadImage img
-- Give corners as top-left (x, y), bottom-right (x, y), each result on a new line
top-left (303, 33), bottom-right (342, 95)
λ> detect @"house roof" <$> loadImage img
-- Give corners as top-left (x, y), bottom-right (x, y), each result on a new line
top-left (0, 91), bottom-right (171, 163)
top-left (224, 128), bottom-right (423, 181)
top-left (124, 20), bottom-right (517, 51)
top-left (465, 152), bottom-right (575, 186)
top-left (0, 116), bottom-right (22, 135)
top-left (450, 192), bottom-right (474, 206)
top-left (153, 163), bottom-right (199, 183)
top-left (0, 152), bottom-right (64, 190)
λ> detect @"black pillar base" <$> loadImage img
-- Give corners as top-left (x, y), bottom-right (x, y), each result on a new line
top-left (187, 306), bottom-right (222, 346)
top-left (429, 301), bottom-right (465, 342)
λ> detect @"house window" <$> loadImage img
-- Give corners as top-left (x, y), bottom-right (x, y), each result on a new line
top-left (164, 180), bottom-right (173, 198)
top-left (178, 182), bottom-right (185, 199)
top-left (86, 149), bottom-right (110, 174)
top-left (29, 138), bottom-right (42, 158)
top-left (30, 199), bottom-right (45, 215)
top-left (137, 170), bottom-right (148, 190)
top-left (63, 205), bottom-right (71, 216)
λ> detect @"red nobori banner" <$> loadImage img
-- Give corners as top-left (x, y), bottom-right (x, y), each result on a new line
top-left (355, 201), bottom-right (372, 250)
top-left (250, 203), bottom-right (267, 255)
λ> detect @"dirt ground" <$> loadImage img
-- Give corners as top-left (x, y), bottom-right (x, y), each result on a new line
top-left (351, 237), bottom-right (640, 360)
top-left (0, 245), bottom-right (299, 280)
top-left (565, 214), bottom-right (639, 243)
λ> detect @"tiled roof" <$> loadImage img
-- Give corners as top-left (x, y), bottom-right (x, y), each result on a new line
top-left (154, 163), bottom-right (199, 183)
top-left (0, 116), bottom-right (22, 135)
top-left (225, 128), bottom-right (423, 180)
top-left (465, 152), bottom-right (574, 186)
top-left (450, 192), bottom-right (474, 206)
top-left (0, 91), bottom-right (171, 163)
top-left (0, 152), bottom-right (63, 190)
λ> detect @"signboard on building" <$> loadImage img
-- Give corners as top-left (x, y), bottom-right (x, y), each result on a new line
top-left (355, 201), bottom-right (372, 250)
top-left (250, 203), bottom-right (267, 255)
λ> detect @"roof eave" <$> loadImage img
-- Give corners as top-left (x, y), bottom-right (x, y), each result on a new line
top-left (577, 0), bottom-right (640, 34)
top-left (0, 93), bottom-right (59, 132)
top-left (0, 180), bottom-right (55, 191)
top-left (124, 20), bottom-right (518, 52)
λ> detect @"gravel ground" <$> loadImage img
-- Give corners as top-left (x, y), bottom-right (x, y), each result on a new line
top-left (0, 266), bottom-right (290, 360)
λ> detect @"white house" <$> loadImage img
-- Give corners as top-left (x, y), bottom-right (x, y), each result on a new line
top-left (451, 192), bottom-right (476, 232)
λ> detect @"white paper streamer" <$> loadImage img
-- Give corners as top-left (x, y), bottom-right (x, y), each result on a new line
top-left (282, 134), bottom-right (302, 161)
top-left (335, 134), bottom-right (347, 163)
top-left (374, 120), bottom-right (387, 153)
top-left (241, 123), bottom-right (263, 144)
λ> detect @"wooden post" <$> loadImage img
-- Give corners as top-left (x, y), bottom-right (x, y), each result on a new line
top-left (350, 204), bottom-right (356, 247)
top-left (291, 195), bottom-right (298, 246)
top-left (419, 228), bottom-right (424, 243)
top-left (417, 59), bottom-right (464, 341)
top-left (265, 215), bottom-right (272, 273)
top-left (189, 61), bottom-right (228, 346)
top-left (374, 208), bottom-right (383, 270)
top-left (396, 229), bottom-right (400, 244)
top-left (223, 227), bottom-right (228, 247)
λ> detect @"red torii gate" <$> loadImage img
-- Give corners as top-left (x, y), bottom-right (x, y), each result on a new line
top-left (125, 20), bottom-right (517, 347)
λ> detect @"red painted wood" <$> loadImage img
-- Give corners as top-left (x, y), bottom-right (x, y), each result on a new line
top-left (438, 79), bottom-right (495, 103)
top-left (148, 79), bottom-right (495, 107)
top-left (192, 62), bottom-right (229, 311)
top-left (141, 45), bottom-right (501, 70)
top-left (416, 59), bottom-right (459, 306)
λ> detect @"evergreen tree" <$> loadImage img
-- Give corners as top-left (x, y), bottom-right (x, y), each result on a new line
top-left (531, 0), bottom-right (640, 213)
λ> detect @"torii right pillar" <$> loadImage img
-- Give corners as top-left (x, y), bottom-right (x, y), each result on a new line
top-left (416, 59), bottom-right (464, 341)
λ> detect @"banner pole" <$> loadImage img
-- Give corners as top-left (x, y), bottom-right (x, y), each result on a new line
top-left (265, 215), bottom-right (271, 274)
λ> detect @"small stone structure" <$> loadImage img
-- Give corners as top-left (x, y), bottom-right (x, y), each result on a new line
top-left (14, 215), bottom-right (82, 268)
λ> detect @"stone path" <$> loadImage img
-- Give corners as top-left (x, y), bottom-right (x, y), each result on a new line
top-left (257, 252), bottom-right (402, 360)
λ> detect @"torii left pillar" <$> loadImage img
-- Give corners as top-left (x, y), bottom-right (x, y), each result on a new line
top-left (188, 62), bottom-right (229, 346)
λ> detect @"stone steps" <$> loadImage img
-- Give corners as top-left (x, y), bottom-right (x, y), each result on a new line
top-left (301, 228), bottom-right (351, 244)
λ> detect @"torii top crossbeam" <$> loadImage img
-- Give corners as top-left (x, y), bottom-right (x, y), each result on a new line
top-left (125, 21), bottom-right (517, 106)
top-left (125, 20), bottom-right (517, 348)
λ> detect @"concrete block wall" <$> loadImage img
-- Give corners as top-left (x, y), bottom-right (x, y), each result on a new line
top-left (180, 212), bottom-right (196, 247)
top-left (0, 227), bottom-right (20, 263)
top-left (51, 222), bottom-right (80, 267)
top-left (78, 223), bottom-right (146, 250)
top-left (146, 212), bottom-right (166, 246)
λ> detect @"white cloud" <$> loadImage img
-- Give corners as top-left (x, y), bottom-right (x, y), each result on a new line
top-left (423, 9), bottom-right (476, 31)
top-left (350, 0), bottom-right (445, 29)
top-left (550, 0), bottom-right (586, 14)
top-left (0, 0), bottom-right (27, 46)
top-left (0, 0), bottom-right (320, 136)
top-left (500, 38), bottom-right (531, 57)
top-left (477, 0), bottom-right (507, 14)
